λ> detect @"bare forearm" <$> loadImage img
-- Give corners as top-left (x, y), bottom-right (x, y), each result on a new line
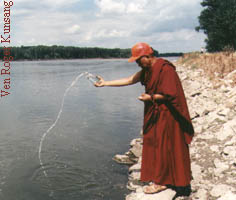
top-left (104, 78), bottom-right (133, 87)
top-left (103, 71), bottom-right (141, 87)
top-left (95, 71), bottom-right (141, 87)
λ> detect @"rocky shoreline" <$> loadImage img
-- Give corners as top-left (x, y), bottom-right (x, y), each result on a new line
top-left (113, 62), bottom-right (236, 200)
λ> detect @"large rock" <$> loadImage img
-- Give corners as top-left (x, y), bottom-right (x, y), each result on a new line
top-left (128, 171), bottom-right (141, 181)
top-left (130, 138), bottom-right (143, 146)
top-left (210, 184), bottom-right (235, 197)
top-left (223, 146), bottom-right (236, 158)
top-left (129, 163), bottom-right (141, 172)
top-left (215, 118), bottom-right (236, 140)
top-left (195, 188), bottom-right (208, 200)
top-left (191, 162), bottom-right (203, 182)
top-left (130, 143), bottom-right (142, 158)
top-left (213, 158), bottom-right (229, 175)
top-left (113, 154), bottom-right (134, 165)
top-left (127, 180), bottom-right (143, 191)
top-left (217, 191), bottom-right (236, 200)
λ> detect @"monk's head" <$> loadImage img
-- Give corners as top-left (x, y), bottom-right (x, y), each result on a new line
top-left (128, 42), bottom-right (156, 68)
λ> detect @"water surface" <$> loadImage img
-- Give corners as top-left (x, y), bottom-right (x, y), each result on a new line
top-left (0, 57), bottom-right (177, 200)
top-left (0, 59), bottom-right (144, 200)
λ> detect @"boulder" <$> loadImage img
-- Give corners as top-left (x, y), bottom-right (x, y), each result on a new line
top-left (129, 163), bottom-right (141, 172)
top-left (210, 184), bottom-right (234, 198)
top-left (113, 154), bottom-right (134, 165)
top-left (130, 143), bottom-right (142, 158)
top-left (213, 158), bottom-right (229, 175)
top-left (215, 118), bottom-right (236, 140)
top-left (218, 191), bottom-right (236, 200)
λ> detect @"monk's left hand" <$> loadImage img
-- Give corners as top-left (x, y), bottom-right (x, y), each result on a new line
top-left (138, 93), bottom-right (151, 102)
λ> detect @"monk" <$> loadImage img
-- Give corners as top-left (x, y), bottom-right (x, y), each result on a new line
top-left (95, 42), bottom-right (194, 195)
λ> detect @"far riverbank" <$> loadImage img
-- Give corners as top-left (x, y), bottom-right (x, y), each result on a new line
top-left (0, 45), bottom-right (183, 61)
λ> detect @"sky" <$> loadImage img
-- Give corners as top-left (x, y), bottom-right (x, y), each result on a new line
top-left (2, 0), bottom-right (206, 53)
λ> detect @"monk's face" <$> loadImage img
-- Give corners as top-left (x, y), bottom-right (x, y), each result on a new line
top-left (136, 56), bottom-right (152, 69)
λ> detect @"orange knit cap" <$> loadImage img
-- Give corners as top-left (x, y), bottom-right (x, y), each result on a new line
top-left (128, 42), bottom-right (153, 62)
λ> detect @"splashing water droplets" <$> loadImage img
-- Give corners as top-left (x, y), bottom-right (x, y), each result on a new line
top-left (38, 71), bottom-right (98, 192)
top-left (85, 72), bottom-right (100, 84)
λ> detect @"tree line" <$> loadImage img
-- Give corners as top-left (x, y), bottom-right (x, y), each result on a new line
top-left (196, 0), bottom-right (236, 52)
top-left (0, 45), bottom-right (183, 61)
top-left (0, 46), bottom-right (130, 60)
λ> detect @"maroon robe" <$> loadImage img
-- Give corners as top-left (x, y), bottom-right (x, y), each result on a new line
top-left (140, 58), bottom-right (194, 187)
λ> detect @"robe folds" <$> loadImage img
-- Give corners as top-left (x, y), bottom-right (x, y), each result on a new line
top-left (140, 58), bottom-right (194, 187)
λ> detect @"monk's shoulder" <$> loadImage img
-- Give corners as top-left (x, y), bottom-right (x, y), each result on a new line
top-left (152, 58), bottom-right (165, 71)
top-left (162, 63), bottom-right (175, 71)
top-left (159, 62), bottom-right (178, 82)
top-left (155, 58), bottom-right (165, 66)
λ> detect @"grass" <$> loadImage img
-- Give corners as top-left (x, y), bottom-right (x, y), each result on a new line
top-left (176, 51), bottom-right (236, 86)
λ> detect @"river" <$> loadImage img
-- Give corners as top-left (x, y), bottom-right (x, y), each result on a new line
top-left (0, 57), bottom-right (177, 200)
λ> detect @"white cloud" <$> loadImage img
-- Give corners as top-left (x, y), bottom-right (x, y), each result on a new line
top-left (157, 29), bottom-right (202, 43)
top-left (84, 29), bottom-right (129, 41)
top-left (95, 0), bottom-right (148, 15)
top-left (95, 0), bottom-right (126, 14)
top-left (157, 32), bottom-right (174, 42)
top-left (126, 3), bottom-right (144, 14)
top-left (65, 25), bottom-right (81, 34)
top-left (41, 0), bottom-right (79, 7)
top-left (9, 0), bottom-right (206, 52)
top-left (150, 29), bottom-right (206, 52)
top-left (12, 8), bottom-right (31, 16)
top-left (176, 29), bottom-right (197, 41)
top-left (106, 29), bottom-right (129, 37)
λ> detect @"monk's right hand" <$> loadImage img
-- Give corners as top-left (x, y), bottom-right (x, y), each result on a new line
top-left (94, 75), bottom-right (105, 87)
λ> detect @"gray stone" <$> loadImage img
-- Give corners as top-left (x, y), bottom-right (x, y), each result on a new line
top-left (129, 163), bottom-right (141, 172)
top-left (223, 146), bottom-right (236, 158)
top-left (217, 108), bottom-right (230, 117)
top-left (126, 180), bottom-right (143, 191)
top-left (225, 135), bottom-right (236, 146)
top-left (207, 111), bottom-right (226, 124)
top-left (130, 138), bottom-right (142, 147)
top-left (210, 145), bottom-right (219, 152)
top-left (217, 191), bottom-right (236, 200)
top-left (198, 131), bottom-right (214, 140)
top-left (191, 162), bottom-right (202, 181)
top-left (214, 158), bottom-right (229, 175)
top-left (210, 184), bottom-right (233, 197)
top-left (215, 119), bottom-right (236, 140)
top-left (113, 154), bottom-right (134, 165)
top-left (195, 188), bottom-right (208, 200)
top-left (129, 171), bottom-right (141, 181)
top-left (130, 143), bottom-right (142, 158)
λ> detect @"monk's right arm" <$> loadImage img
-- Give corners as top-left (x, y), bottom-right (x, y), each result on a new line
top-left (95, 71), bottom-right (142, 87)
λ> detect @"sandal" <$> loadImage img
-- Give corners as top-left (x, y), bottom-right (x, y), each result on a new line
top-left (143, 183), bottom-right (167, 194)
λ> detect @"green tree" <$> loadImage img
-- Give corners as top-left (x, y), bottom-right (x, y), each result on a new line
top-left (0, 46), bottom-right (182, 61)
top-left (196, 0), bottom-right (236, 52)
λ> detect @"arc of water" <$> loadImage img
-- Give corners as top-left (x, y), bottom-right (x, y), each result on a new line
top-left (38, 72), bottom-right (86, 178)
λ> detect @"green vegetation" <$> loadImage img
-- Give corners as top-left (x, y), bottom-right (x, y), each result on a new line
top-left (0, 45), bottom-right (130, 60)
top-left (159, 52), bottom-right (183, 57)
top-left (0, 45), bottom-right (182, 61)
top-left (196, 0), bottom-right (236, 52)
top-left (177, 52), bottom-right (236, 84)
